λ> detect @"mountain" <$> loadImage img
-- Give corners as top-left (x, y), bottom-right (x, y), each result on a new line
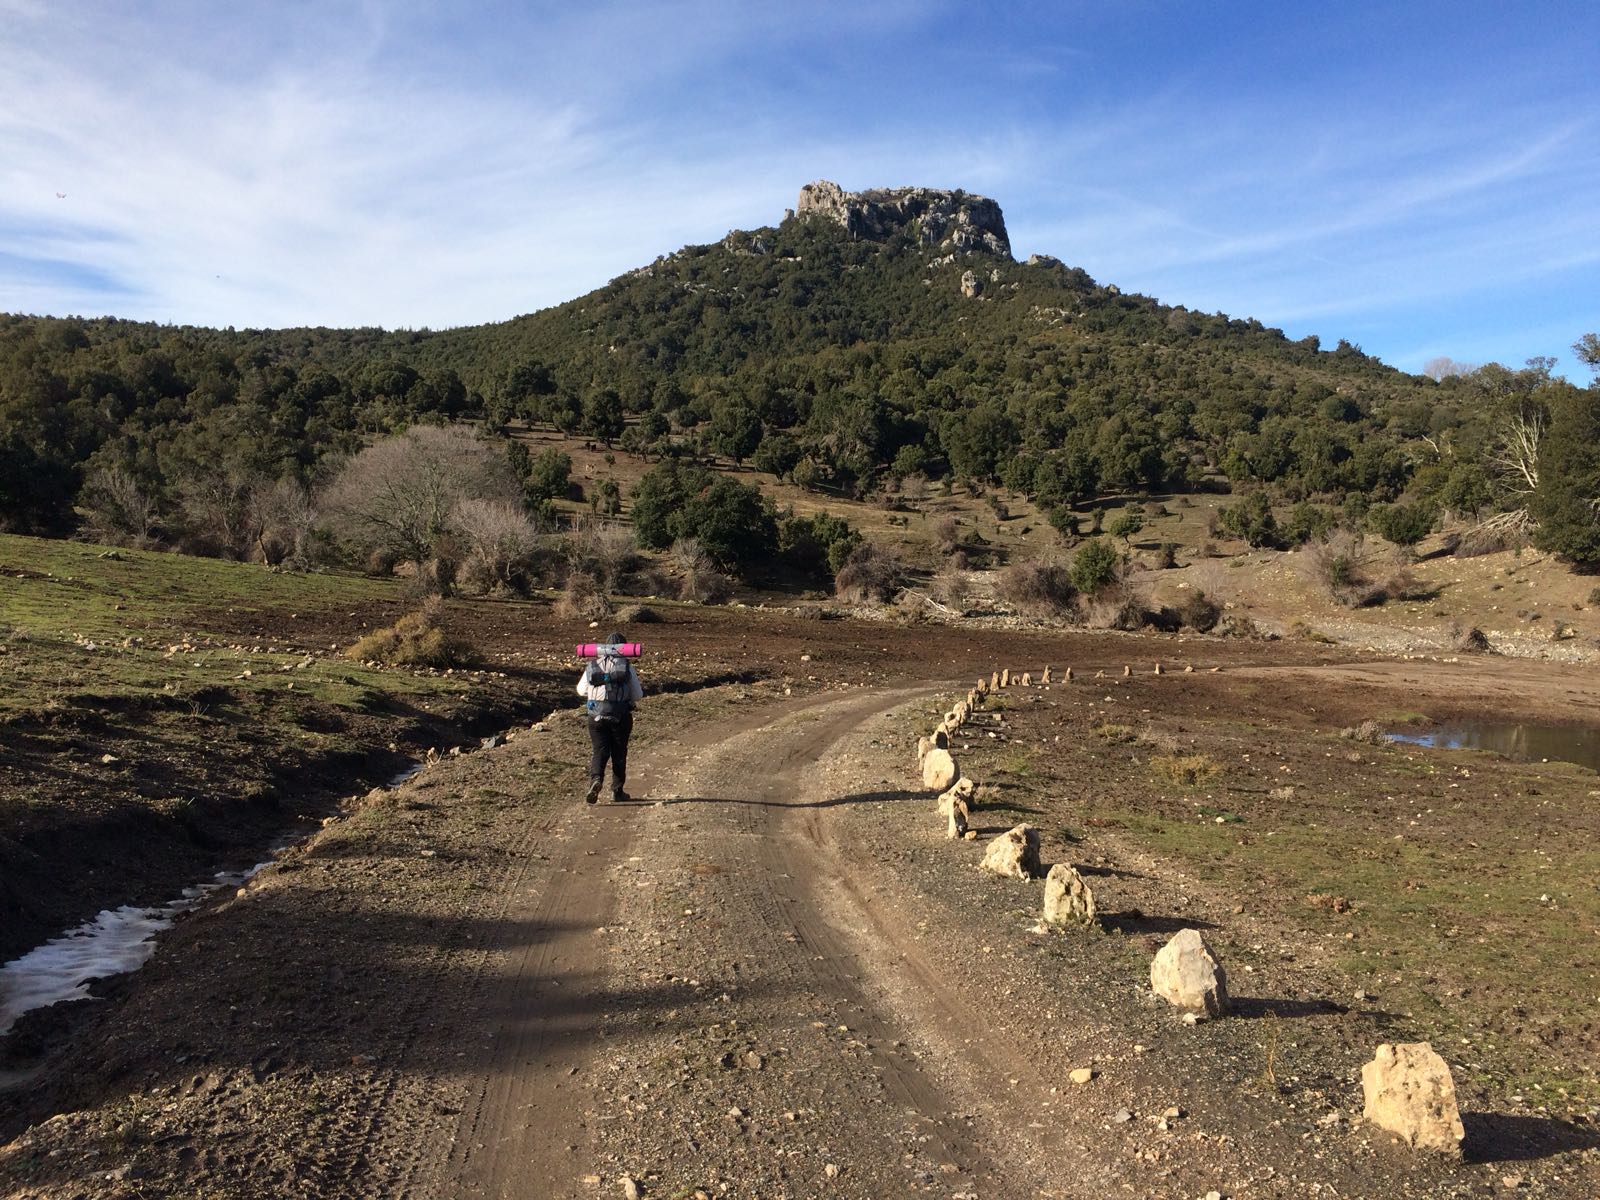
top-left (405, 180), bottom-right (1446, 505)
top-left (1, 181), bottom-right (1471, 539)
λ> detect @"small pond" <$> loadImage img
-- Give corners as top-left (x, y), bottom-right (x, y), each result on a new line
top-left (1385, 720), bottom-right (1600, 773)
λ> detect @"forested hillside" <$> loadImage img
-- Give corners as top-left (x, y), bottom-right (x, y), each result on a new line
top-left (2, 190), bottom-right (1596, 567)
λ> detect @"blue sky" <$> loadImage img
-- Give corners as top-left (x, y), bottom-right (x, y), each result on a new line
top-left (2, 0), bottom-right (1596, 379)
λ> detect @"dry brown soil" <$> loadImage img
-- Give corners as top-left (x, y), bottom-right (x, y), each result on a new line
top-left (2, 612), bottom-right (1598, 1198)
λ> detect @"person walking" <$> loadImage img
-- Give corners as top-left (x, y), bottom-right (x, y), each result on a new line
top-left (576, 631), bottom-right (643, 803)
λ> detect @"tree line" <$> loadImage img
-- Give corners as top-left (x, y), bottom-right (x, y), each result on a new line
top-left (1, 212), bottom-right (1597, 569)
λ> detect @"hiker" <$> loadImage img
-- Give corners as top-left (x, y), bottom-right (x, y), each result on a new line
top-left (576, 631), bottom-right (643, 803)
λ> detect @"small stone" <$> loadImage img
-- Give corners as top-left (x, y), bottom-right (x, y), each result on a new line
top-left (1070, 1067), bottom-right (1095, 1084)
top-left (824, 1163), bottom-right (840, 1179)
top-left (620, 1176), bottom-right (643, 1200)
top-left (1113, 1108), bottom-right (1134, 1123)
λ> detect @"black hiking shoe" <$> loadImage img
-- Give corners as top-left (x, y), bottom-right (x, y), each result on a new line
top-left (611, 789), bottom-right (630, 804)
top-left (585, 778), bottom-right (603, 805)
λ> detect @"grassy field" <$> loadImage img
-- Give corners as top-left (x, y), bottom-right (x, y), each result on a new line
top-left (964, 669), bottom-right (1600, 1109)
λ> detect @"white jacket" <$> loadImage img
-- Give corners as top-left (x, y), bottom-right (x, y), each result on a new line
top-left (575, 661), bottom-right (643, 705)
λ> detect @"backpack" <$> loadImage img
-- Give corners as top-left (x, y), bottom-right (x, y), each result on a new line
top-left (587, 649), bottom-right (633, 718)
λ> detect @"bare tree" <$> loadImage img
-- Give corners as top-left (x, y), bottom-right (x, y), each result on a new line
top-left (1421, 356), bottom-right (1479, 381)
top-left (78, 466), bottom-right (158, 547)
top-left (453, 497), bottom-right (542, 592)
top-left (321, 425), bottom-right (520, 569)
top-left (567, 514), bottom-right (637, 593)
top-left (671, 537), bottom-right (732, 603)
top-left (248, 478), bottom-right (318, 567)
top-left (1487, 404), bottom-right (1545, 497)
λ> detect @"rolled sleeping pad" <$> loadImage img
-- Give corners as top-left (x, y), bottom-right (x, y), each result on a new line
top-left (575, 642), bottom-right (642, 659)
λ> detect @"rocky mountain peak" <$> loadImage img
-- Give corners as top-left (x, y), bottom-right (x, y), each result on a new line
top-left (794, 180), bottom-right (1011, 259)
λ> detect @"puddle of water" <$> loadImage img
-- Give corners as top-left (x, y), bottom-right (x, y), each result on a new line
top-left (0, 864), bottom-right (261, 1036)
top-left (0, 758), bottom-right (423, 1038)
top-left (1385, 721), bottom-right (1600, 773)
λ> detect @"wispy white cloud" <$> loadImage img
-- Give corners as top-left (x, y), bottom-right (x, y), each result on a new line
top-left (0, 1), bottom-right (1596, 379)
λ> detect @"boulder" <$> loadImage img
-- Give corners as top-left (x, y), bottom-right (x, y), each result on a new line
top-left (922, 747), bottom-right (959, 792)
top-left (960, 269), bottom-right (981, 298)
top-left (1064, 666), bottom-right (1073, 681)
top-left (932, 728), bottom-right (949, 749)
top-left (990, 671), bottom-right (1000, 691)
top-left (1041, 665), bottom-right (1052, 684)
top-left (1150, 928), bottom-right (1229, 1016)
top-left (1042, 864), bottom-right (1096, 928)
top-left (1000, 668), bottom-right (1010, 688)
top-left (1361, 1043), bottom-right (1465, 1154)
top-left (981, 825), bottom-right (1041, 879)
top-left (916, 735), bottom-right (933, 766)
top-left (1020, 672), bottom-right (1032, 687)
top-left (943, 795), bottom-right (969, 839)
top-left (936, 777), bottom-right (976, 811)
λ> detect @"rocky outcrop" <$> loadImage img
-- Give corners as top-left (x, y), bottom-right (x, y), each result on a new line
top-left (796, 181), bottom-right (1011, 258)
top-left (1361, 1043), bottom-right (1465, 1154)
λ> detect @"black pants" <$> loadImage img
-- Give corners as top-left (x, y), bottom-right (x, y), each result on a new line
top-left (587, 711), bottom-right (632, 794)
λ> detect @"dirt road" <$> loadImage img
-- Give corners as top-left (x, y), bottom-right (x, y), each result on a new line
top-left (382, 686), bottom-right (1103, 1198)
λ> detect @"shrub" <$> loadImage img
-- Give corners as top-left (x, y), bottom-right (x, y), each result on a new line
top-left (778, 512), bottom-right (862, 582)
top-left (1303, 529), bottom-right (1371, 605)
top-left (1216, 491), bottom-right (1282, 548)
top-left (1368, 501), bottom-right (1438, 550)
top-left (567, 516), bottom-right (637, 592)
top-left (1281, 501), bottom-right (1335, 547)
top-left (671, 538), bottom-right (733, 604)
top-left (1450, 624), bottom-right (1491, 652)
top-left (933, 515), bottom-right (962, 554)
top-left (632, 462), bottom-right (776, 576)
top-left (1175, 588), bottom-right (1221, 632)
top-left (1152, 753), bottom-right (1221, 787)
top-left (614, 603), bottom-right (661, 624)
top-left (554, 570), bottom-right (613, 620)
top-left (1047, 507), bottom-right (1081, 540)
top-left (996, 560), bottom-right (1075, 617)
top-left (834, 542), bottom-right (903, 604)
top-left (931, 560), bottom-right (970, 608)
top-left (345, 598), bottom-right (466, 667)
top-left (590, 478), bottom-right (622, 516)
top-left (522, 447), bottom-right (573, 503)
top-left (1069, 537), bottom-right (1121, 594)
top-left (1091, 722), bottom-right (1138, 743)
top-left (452, 497), bottom-right (542, 594)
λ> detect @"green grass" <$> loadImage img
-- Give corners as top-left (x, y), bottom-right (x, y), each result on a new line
top-left (0, 533), bottom-right (471, 717)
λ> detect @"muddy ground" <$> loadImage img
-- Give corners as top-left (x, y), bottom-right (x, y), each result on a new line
top-left (2, 604), bottom-right (1598, 1198)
